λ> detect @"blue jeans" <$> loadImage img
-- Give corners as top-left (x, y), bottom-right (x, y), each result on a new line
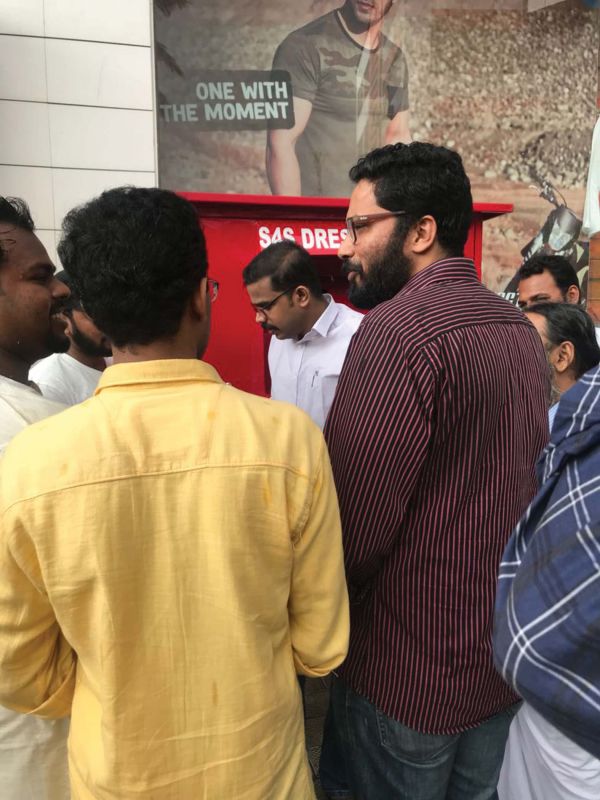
top-left (330, 677), bottom-right (519, 800)
top-left (319, 690), bottom-right (352, 799)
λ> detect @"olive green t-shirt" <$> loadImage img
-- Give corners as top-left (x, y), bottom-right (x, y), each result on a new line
top-left (272, 10), bottom-right (409, 197)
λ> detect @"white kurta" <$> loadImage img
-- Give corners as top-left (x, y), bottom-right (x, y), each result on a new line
top-left (29, 352), bottom-right (103, 406)
top-left (0, 375), bottom-right (70, 800)
top-left (498, 703), bottom-right (600, 800)
top-left (268, 295), bottom-right (363, 429)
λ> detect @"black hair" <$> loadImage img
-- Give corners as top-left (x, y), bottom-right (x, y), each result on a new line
top-left (526, 302), bottom-right (600, 380)
top-left (517, 254), bottom-right (580, 298)
top-left (348, 142), bottom-right (473, 257)
top-left (242, 241), bottom-right (323, 297)
top-left (0, 197), bottom-right (35, 265)
top-left (57, 187), bottom-right (207, 347)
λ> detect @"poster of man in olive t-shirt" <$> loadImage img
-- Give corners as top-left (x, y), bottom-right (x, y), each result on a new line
top-left (267, 0), bottom-right (410, 197)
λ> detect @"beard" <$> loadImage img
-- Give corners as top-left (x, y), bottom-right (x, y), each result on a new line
top-left (46, 308), bottom-right (70, 354)
top-left (47, 329), bottom-right (70, 354)
top-left (70, 319), bottom-right (111, 358)
top-left (343, 230), bottom-right (413, 310)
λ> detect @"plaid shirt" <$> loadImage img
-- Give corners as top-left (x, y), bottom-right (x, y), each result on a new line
top-left (494, 364), bottom-right (600, 759)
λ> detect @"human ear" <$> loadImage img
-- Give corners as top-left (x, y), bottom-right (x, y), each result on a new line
top-left (191, 277), bottom-right (208, 319)
top-left (294, 286), bottom-right (310, 307)
top-left (565, 285), bottom-right (581, 304)
top-left (553, 341), bottom-right (574, 374)
top-left (409, 215), bottom-right (437, 254)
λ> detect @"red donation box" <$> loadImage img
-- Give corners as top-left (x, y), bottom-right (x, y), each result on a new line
top-left (182, 193), bottom-right (512, 396)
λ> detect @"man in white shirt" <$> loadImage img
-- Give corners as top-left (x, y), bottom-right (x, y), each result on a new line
top-left (243, 241), bottom-right (362, 428)
top-left (30, 269), bottom-right (111, 405)
top-left (0, 195), bottom-right (71, 798)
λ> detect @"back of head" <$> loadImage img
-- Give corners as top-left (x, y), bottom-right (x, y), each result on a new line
top-left (57, 187), bottom-right (207, 348)
top-left (517, 254), bottom-right (580, 297)
top-left (242, 241), bottom-right (323, 297)
top-left (349, 142), bottom-right (473, 257)
top-left (0, 197), bottom-right (35, 263)
top-left (527, 302), bottom-right (600, 380)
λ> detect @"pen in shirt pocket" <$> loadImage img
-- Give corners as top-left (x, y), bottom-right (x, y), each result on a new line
top-left (311, 370), bottom-right (319, 387)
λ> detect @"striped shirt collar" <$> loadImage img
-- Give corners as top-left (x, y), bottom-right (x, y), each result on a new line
top-left (400, 257), bottom-right (479, 297)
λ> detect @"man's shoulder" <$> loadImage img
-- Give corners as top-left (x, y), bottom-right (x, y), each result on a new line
top-left (30, 353), bottom-right (90, 404)
top-left (3, 398), bottom-right (87, 455)
top-left (0, 400), bottom-right (85, 504)
top-left (224, 382), bottom-right (321, 431)
top-left (29, 353), bottom-right (65, 380)
top-left (552, 365), bottom-right (600, 446)
top-left (380, 30), bottom-right (405, 57)
top-left (0, 379), bottom-right (66, 455)
top-left (282, 10), bottom-right (339, 43)
top-left (358, 280), bottom-right (532, 348)
top-left (220, 386), bottom-right (323, 460)
top-left (333, 301), bottom-right (363, 329)
top-left (0, 386), bottom-right (325, 509)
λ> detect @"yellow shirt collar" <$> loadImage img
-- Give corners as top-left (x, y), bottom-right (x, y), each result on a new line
top-left (95, 359), bottom-right (223, 395)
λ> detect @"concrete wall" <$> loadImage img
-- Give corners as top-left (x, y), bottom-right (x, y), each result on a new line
top-left (0, 0), bottom-right (158, 266)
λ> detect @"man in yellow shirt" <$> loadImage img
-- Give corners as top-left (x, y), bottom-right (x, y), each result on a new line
top-left (0, 187), bottom-right (349, 799)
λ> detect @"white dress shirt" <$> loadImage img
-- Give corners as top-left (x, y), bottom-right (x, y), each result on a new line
top-left (268, 295), bottom-right (363, 429)
top-left (29, 352), bottom-right (103, 406)
top-left (0, 375), bottom-right (70, 800)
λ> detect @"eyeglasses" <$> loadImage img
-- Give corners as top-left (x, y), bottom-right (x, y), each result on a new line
top-left (207, 277), bottom-right (219, 303)
top-left (346, 211), bottom-right (407, 244)
top-left (251, 287), bottom-right (293, 314)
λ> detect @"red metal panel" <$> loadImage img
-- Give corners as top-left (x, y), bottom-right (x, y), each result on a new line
top-left (184, 193), bottom-right (512, 395)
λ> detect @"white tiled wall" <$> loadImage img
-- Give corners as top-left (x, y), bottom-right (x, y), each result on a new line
top-left (0, 0), bottom-right (157, 265)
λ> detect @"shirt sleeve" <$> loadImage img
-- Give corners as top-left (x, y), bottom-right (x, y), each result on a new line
top-left (493, 463), bottom-right (600, 760)
top-left (386, 46), bottom-right (409, 117)
top-left (0, 502), bottom-right (76, 719)
top-left (288, 436), bottom-right (349, 677)
top-left (324, 318), bottom-right (436, 591)
top-left (272, 31), bottom-right (320, 104)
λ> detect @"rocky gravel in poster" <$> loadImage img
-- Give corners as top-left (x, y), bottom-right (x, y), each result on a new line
top-left (154, 0), bottom-right (599, 293)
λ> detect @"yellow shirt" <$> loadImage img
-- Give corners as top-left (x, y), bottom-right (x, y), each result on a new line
top-left (0, 360), bottom-right (349, 800)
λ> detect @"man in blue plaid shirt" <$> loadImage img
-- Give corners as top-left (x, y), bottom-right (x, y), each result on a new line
top-left (494, 363), bottom-right (600, 797)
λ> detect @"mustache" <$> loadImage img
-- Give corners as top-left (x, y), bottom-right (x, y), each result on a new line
top-left (340, 260), bottom-right (365, 279)
top-left (50, 302), bottom-right (69, 316)
top-left (260, 322), bottom-right (277, 332)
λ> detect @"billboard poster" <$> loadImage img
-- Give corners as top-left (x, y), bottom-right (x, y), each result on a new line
top-left (154, 0), bottom-right (599, 296)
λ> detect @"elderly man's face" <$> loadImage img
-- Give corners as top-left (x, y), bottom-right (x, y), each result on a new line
top-left (526, 310), bottom-right (576, 402)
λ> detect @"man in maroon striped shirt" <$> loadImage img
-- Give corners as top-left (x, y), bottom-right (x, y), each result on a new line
top-left (322, 143), bottom-right (549, 799)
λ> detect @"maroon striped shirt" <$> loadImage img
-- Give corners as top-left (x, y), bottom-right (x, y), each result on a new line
top-left (324, 257), bottom-right (549, 735)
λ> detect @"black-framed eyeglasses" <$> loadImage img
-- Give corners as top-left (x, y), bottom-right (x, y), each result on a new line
top-left (207, 277), bottom-right (219, 303)
top-left (346, 211), bottom-right (407, 244)
top-left (251, 287), bottom-right (293, 314)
